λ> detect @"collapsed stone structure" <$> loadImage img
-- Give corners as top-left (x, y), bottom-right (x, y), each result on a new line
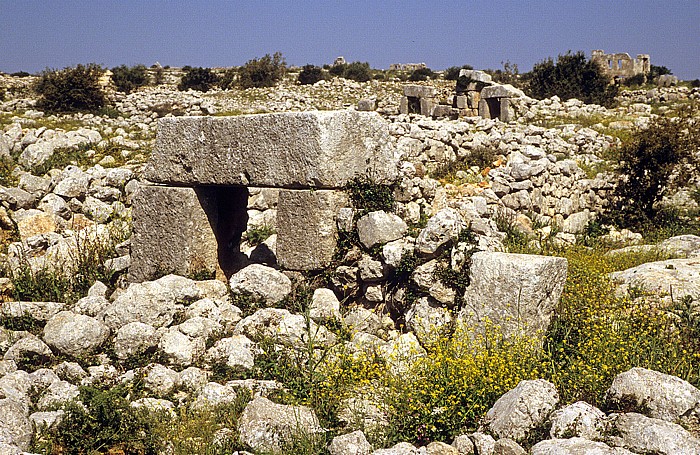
top-left (399, 69), bottom-right (526, 122)
top-left (591, 49), bottom-right (650, 81)
top-left (130, 110), bottom-right (399, 282)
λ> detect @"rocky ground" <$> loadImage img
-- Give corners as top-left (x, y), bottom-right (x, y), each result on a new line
top-left (0, 72), bottom-right (699, 454)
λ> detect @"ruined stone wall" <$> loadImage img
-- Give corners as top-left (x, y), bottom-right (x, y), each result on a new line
top-left (591, 50), bottom-right (650, 80)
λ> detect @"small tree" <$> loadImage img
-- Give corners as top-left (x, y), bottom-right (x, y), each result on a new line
top-left (525, 51), bottom-right (618, 107)
top-left (298, 64), bottom-right (324, 85)
top-left (343, 61), bottom-right (372, 82)
top-left (608, 109), bottom-right (700, 227)
top-left (178, 67), bottom-right (219, 92)
top-left (237, 52), bottom-right (286, 89)
top-left (35, 64), bottom-right (106, 113)
top-left (111, 64), bottom-right (149, 93)
top-left (408, 67), bottom-right (435, 81)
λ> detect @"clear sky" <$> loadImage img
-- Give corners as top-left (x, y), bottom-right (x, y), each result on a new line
top-left (1, 0), bottom-right (698, 79)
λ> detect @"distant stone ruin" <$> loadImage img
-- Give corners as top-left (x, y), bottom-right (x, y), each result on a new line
top-left (130, 111), bottom-right (399, 282)
top-left (399, 69), bottom-right (525, 122)
top-left (591, 49), bottom-right (650, 81)
top-left (389, 63), bottom-right (427, 71)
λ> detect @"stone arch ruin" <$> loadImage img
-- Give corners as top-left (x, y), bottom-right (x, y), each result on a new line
top-left (129, 111), bottom-right (399, 282)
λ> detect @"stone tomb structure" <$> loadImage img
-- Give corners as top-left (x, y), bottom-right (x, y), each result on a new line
top-left (130, 110), bottom-right (399, 282)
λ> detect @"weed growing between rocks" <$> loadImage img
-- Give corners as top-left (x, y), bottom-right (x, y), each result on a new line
top-left (346, 176), bottom-right (395, 216)
top-left (245, 224), bottom-right (276, 246)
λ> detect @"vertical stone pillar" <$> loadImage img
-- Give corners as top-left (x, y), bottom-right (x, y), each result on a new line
top-left (276, 189), bottom-right (349, 271)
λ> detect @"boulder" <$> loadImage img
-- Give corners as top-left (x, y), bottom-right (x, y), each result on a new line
top-left (235, 308), bottom-right (335, 348)
top-left (493, 438), bottom-right (525, 455)
top-left (204, 335), bottom-right (255, 370)
top-left (356, 211), bottom-right (408, 249)
top-left (113, 322), bottom-right (158, 360)
top-left (42, 311), bottom-right (110, 357)
top-left (415, 208), bottom-right (465, 256)
top-left (610, 258), bottom-right (700, 300)
top-left (158, 328), bottom-right (205, 367)
top-left (238, 396), bottom-right (324, 453)
top-left (459, 252), bottom-right (567, 339)
top-left (229, 264), bottom-right (291, 305)
top-left (145, 111), bottom-right (398, 188)
top-left (0, 397), bottom-right (31, 450)
top-left (606, 412), bottom-right (700, 455)
top-left (101, 274), bottom-right (202, 330)
top-left (531, 437), bottom-right (635, 455)
top-left (483, 379), bottom-right (559, 442)
top-left (549, 401), bottom-right (606, 439)
top-left (605, 367), bottom-right (700, 422)
top-left (191, 382), bottom-right (240, 410)
top-left (328, 430), bottom-right (372, 455)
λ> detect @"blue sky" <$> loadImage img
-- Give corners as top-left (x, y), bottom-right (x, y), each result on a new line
top-left (1, 1), bottom-right (699, 79)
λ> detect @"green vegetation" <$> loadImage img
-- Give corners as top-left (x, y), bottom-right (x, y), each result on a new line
top-left (606, 107), bottom-right (700, 229)
top-left (9, 218), bottom-right (129, 304)
top-left (246, 224), bottom-right (276, 246)
top-left (178, 66), bottom-right (219, 92)
top-left (346, 176), bottom-right (395, 215)
top-left (35, 64), bottom-right (106, 113)
top-left (525, 51), bottom-right (618, 107)
top-left (408, 67), bottom-right (435, 82)
top-left (298, 64), bottom-right (325, 85)
top-left (237, 52), bottom-right (287, 89)
top-left (111, 64), bottom-right (150, 93)
top-left (330, 61), bottom-right (372, 82)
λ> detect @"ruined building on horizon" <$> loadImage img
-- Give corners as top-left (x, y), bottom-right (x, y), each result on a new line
top-left (591, 50), bottom-right (650, 81)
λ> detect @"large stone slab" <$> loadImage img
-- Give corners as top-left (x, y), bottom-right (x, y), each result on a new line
top-left (145, 111), bottom-right (398, 188)
top-left (458, 252), bottom-right (568, 339)
top-left (129, 184), bottom-right (219, 282)
top-left (276, 189), bottom-right (348, 271)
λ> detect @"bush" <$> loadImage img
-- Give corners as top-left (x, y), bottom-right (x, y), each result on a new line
top-left (525, 51), bottom-right (618, 107)
top-left (298, 64), bottom-right (324, 85)
top-left (237, 52), bottom-right (286, 89)
top-left (35, 64), bottom-right (106, 113)
top-left (444, 64), bottom-right (473, 80)
top-left (218, 68), bottom-right (237, 90)
top-left (343, 61), bottom-right (372, 82)
top-left (110, 64), bottom-right (149, 93)
top-left (606, 110), bottom-right (700, 228)
top-left (408, 67), bottom-right (435, 82)
top-left (621, 72), bottom-right (647, 87)
top-left (330, 61), bottom-right (372, 82)
top-left (177, 66), bottom-right (219, 92)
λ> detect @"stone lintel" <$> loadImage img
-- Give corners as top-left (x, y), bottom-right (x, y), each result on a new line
top-left (145, 110), bottom-right (398, 189)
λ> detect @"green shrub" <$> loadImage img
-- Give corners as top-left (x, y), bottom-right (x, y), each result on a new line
top-left (11, 71), bottom-right (31, 77)
top-left (408, 67), bottom-right (435, 82)
top-left (346, 176), bottom-right (395, 215)
top-left (298, 64), bottom-right (324, 85)
top-left (621, 72), bottom-right (646, 88)
top-left (218, 68), bottom-right (237, 90)
top-left (37, 385), bottom-right (162, 454)
top-left (111, 64), bottom-right (149, 93)
top-left (237, 52), bottom-right (286, 89)
top-left (606, 109), bottom-right (700, 228)
top-left (525, 51), bottom-right (618, 107)
top-left (330, 61), bottom-right (372, 82)
top-left (344, 61), bottom-right (372, 82)
top-left (649, 64), bottom-right (672, 80)
top-left (246, 224), bottom-right (275, 246)
top-left (35, 64), bottom-right (106, 113)
top-left (444, 65), bottom-right (473, 80)
top-left (178, 66), bottom-right (219, 92)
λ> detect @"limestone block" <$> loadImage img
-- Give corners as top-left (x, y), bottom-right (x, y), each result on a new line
top-left (481, 84), bottom-right (526, 99)
top-left (467, 91), bottom-right (480, 109)
top-left (129, 184), bottom-right (219, 282)
top-left (404, 85), bottom-right (436, 98)
top-left (478, 98), bottom-right (490, 119)
top-left (459, 252), bottom-right (568, 339)
top-left (276, 189), bottom-right (348, 271)
top-left (459, 69), bottom-right (493, 83)
top-left (420, 98), bottom-right (435, 116)
top-left (399, 97), bottom-right (409, 115)
top-left (145, 111), bottom-right (398, 188)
